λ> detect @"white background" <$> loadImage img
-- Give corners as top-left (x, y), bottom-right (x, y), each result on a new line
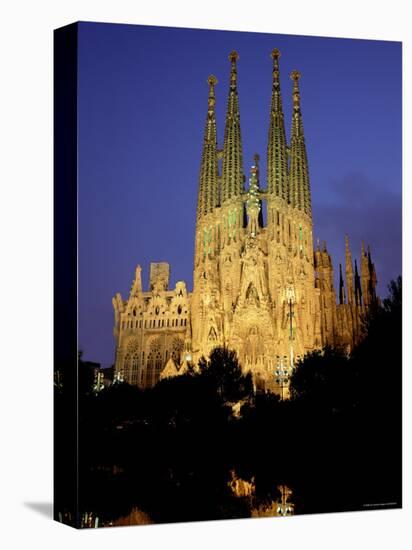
top-left (0, 0), bottom-right (410, 548)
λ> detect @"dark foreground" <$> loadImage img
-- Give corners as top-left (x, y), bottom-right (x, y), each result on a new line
top-left (55, 278), bottom-right (402, 528)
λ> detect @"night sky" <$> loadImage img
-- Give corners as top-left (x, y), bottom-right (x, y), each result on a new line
top-left (77, 22), bottom-right (402, 367)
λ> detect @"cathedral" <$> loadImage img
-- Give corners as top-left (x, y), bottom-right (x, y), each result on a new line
top-left (112, 49), bottom-right (378, 394)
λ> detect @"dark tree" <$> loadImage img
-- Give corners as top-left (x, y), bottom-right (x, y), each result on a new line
top-left (289, 346), bottom-right (354, 412)
top-left (198, 346), bottom-right (253, 403)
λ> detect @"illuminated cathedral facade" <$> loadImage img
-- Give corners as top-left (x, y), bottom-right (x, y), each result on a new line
top-left (112, 49), bottom-right (378, 394)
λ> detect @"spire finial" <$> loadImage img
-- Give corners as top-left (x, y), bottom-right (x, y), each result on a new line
top-left (207, 75), bottom-right (217, 110)
top-left (271, 49), bottom-right (282, 92)
top-left (291, 70), bottom-right (301, 111)
top-left (271, 49), bottom-right (281, 80)
top-left (208, 74), bottom-right (218, 88)
top-left (229, 50), bottom-right (239, 63)
top-left (229, 50), bottom-right (239, 88)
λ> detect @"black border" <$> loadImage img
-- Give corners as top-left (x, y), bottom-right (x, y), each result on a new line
top-left (53, 22), bottom-right (79, 528)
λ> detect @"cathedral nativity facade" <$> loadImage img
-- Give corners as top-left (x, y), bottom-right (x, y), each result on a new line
top-left (112, 49), bottom-right (378, 394)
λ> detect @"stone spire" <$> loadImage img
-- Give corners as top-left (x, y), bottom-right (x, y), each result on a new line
top-left (221, 51), bottom-right (244, 204)
top-left (345, 236), bottom-right (354, 305)
top-left (289, 70), bottom-right (311, 216)
top-left (196, 75), bottom-right (219, 220)
top-left (354, 259), bottom-right (362, 307)
top-left (267, 49), bottom-right (288, 199)
top-left (367, 246), bottom-right (378, 303)
top-left (360, 241), bottom-right (370, 306)
top-left (339, 263), bottom-right (346, 305)
top-left (130, 264), bottom-right (142, 297)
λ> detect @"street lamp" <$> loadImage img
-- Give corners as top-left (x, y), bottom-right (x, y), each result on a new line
top-left (275, 358), bottom-right (290, 401)
top-left (275, 485), bottom-right (294, 516)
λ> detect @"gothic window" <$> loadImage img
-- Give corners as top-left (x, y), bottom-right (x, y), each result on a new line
top-left (124, 339), bottom-right (141, 386)
top-left (177, 305), bottom-right (182, 315)
top-left (146, 338), bottom-right (162, 388)
top-left (155, 306), bottom-right (160, 315)
top-left (208, 327), bottom-right (217, 342)
top-left (131, 354), bottom-right (139, 385)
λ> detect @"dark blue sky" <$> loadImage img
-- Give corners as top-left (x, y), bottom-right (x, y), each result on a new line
top-left (77, 22), bottom-right (402, 367)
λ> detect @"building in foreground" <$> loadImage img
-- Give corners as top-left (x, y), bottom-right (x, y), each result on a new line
top-left (112, 49), bottom-right (378, 394)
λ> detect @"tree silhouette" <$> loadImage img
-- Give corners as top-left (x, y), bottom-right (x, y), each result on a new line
top-left (198, 346), bottom-right (253, 403)
top-left (289, 346), bottom-right (354, 413)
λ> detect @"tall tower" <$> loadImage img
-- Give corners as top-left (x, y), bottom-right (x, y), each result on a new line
top-left (284, 69), bottom-right (317, 361)
top-left (194, 75), bottom-right (219, 267)
top-left (218, 51), bottom-right (245, 340)
top-left (360, 242), bottom-right (378, 307)
top-left (289, 70), bottom-right (311, 215)
top-left (192, 75), bottom-right (223, 359)
top-left (267, 49), bottom-right (288, 200)
top-left (221, 51), bottom-right (244, 204)
top-left (196, 75), bottom-right (218, 221)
